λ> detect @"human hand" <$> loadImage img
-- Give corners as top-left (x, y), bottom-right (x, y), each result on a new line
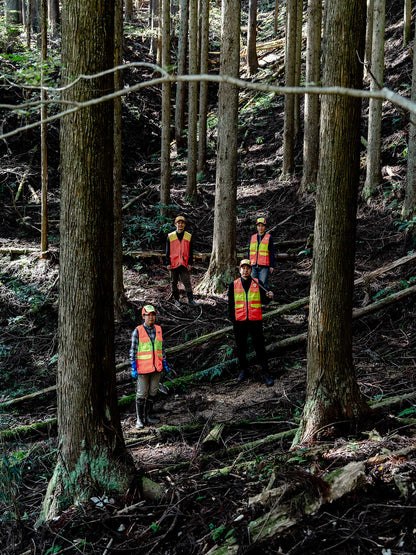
top-left (266, 291), bottom-right (274, 299)
top-left (167, 265), bottom-right (172, 270)
top-left (270, 267), bottom-right (274, 274)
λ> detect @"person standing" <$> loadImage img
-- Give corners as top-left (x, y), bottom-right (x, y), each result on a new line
top-left (247, 217), bottom-right (275, 289)
top-left (166, 215), bottom-right (197, 307)
top-left (228, 259), bottom-right (274, 386)
top-left (130, 305), bottom-right (164, 429)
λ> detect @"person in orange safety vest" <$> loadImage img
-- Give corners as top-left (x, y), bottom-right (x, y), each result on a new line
top-left (129, 305), bottom-right (166, 429)
top-left (166, 215), bottom-right (197, 307)
top-left (228, 259), bottom-right (275, 386)
top-left (247, 217), bottom-right (275, 289)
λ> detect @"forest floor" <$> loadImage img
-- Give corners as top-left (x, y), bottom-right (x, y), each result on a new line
top-left (2, 1), bottom-right (416, 553)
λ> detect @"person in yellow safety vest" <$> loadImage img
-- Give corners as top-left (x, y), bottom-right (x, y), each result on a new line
top-left (247, 217), bottom-right (275, 289)
top-left (228, 259), bottom-right (275, 386)
top-left (130, 305), bottom-right (166, 429)
top-left (166, 215), bottom-right (197, 307)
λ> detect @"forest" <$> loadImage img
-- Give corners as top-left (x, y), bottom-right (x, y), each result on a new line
top-left (1, 0), bottom-right (416, 553)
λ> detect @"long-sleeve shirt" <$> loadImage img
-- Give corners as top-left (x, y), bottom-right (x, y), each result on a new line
top-left (165, 230), bottom-right (194, 266)
top-left (247, 233), bottom-right (275, 268)
top-left (227, 276), bottom-right (271, 322)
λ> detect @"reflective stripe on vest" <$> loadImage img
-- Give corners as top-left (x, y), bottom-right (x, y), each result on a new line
top-left (249, 233), bottom-right (271, 266)
top-left (168, 231), bottom-right (191, 268)
top-left (234, 278), bottom-right (262, 321)
top-left (136, 324), bottom-right (163, 374)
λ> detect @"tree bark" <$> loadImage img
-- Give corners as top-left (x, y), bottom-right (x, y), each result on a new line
top-left (186, 0), bottom-right (198, 201)
top-left (197, 0), bottom-right (209, 174)
top-left (403, 0), bottom-right (411, 46)
top-left (364, 0), bottom-right (374, 71)
top-left (160, 0), bottom-right (171, 210)
top-left (40, 0), bottom-right (136, 523)
top-left (282, 0), bottom-right (298, 175)
top-left (197, 0), bottom-right (240, 293)
top-left (299, 0), bottom-right (370, 445)
top-left (174, 0), bottom-right (189, 150)
top-left (247, 0), bottom-right (259, 75)
top-left (362, 0), bottom-right (385, 200)
top-left (40, 0), bottom-right (48, 259)
top-left (403, 30), bottom-right (416, 221)
top-left (47, 0), bottom-right (60, 36)
top-left (114, 0), bottom-right (128, 318)
top-left (300, 0), bottom-right (322, 193)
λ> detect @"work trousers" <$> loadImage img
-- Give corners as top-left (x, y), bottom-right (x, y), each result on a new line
top-left (233, 320), bottom-right (268, 372)
top-left (136, 371), bottom-right (161, 399)
top-left (251, 265), bottom-right (270, 289)
top-left (170, 266), bottom-right (192, 298)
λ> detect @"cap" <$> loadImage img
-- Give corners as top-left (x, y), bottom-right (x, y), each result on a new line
top-left (142, 304), bottom-right (156, 316)
top-left (256, 217), bottom-right (266, 225)
top-left (239, 259), bottom-right (252, 268)
top-left (175, 215), bottom-right (186, 224)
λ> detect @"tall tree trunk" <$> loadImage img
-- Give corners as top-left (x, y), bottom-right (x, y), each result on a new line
top-left (186, 0), bottom-right (198, 201)
top-left (403, 40), bottom-right (416, 221)
top-left (197, 0), bottom-right (240, 294)
top-left (174, 0), bottom-right (189, 150)
top-left (274, 0), bottom-right (279, 34)
top-left (297, 0), bottom-right (370, 446)
top-left (362, 0), bottom-right (385, 200)
top-left (365, 0), bottom-right (374, 71)
top-left (40, 0), bottom-right (48, 259)
top-left (114, 0), bottom-right (127, 317)
top-left (403, 0), bottom-right (411, 46)
top-left (149, 0), bottom-right (160, 61)
top-left (197, 0), bottom-right (209, 174)
top-left (282, 0), bottom-right (298, 176)
top-left (48, 0), bottom-right (60, 36)
top-left (293, 0), bottom-right (303, 138)
top-left (160, 0), bottom-right (171, 210)
top-left (300, 0), bottom-right (321, 194)
top-left (247, 0), bottom-right (258, 75)
top-left (125, 0), bottom-right (134, 20)
top-left (40, 0), bottom-right (135, 522)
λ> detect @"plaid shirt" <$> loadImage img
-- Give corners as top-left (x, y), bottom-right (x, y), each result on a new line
top-left (129, 323), bottom-right (165, 363)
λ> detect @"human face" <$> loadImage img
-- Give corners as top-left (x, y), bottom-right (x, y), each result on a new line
top-left (240, 264), bottom-right (252, 279)
top-left (143, 312), bottom-right (156, 327)
top-left (175, 220), bottom-right (186, 233)
top-left (257, 223), bottom-right (266, 235)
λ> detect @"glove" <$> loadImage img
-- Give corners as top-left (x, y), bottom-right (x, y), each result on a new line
top-left (131, 361), bottom-right (138, 379)
top-left (162, 360), bottom-right (171, 374)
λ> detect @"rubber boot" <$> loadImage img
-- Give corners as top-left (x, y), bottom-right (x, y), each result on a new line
top-left (187, 293), bottom-right (197, 306)
top-left (135, 399), bottom-right (146, 429)
top-left (145, 396), bottom-right (160, 425)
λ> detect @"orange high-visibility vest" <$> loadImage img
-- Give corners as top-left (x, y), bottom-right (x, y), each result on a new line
top-left (136, 325), bottom-right (163, 374)
top-left (168, 231), bottom-right (192, 268)
top-left (234, 278), bottom-right (262, 321)
top-left (249, 233), bottom-right (271, 266)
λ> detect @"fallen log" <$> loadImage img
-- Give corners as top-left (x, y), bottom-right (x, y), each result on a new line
top-left (2, 282), bottom-right (415, 413)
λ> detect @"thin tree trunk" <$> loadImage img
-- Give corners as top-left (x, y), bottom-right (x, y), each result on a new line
top-left (125, 0), bottom-right (133, 20)
top-left (160, 0), bottom-right (171, 210)
top-left (47, 0), bottom-right (60, 36)
top-left (40, 0), bottom-right (48, 259)
top-left (365, 0), bottom-right (374, 71)
top-left (282, 0), bottom-right (298, 176)
top-left (300, 0), bottom-right (321, 194)
top-left (363, 0), bottom-right (385, 200)
top-left (174, 0), bottom-right (189, 150)
top-left (403, 0), bottom-right (411, 46)
top-left (186, 0), bottom-right (198, 201)
top-left (247, 0), bottom-right (259, 75)
top-left (274, 0), bottom-right (279, 34)
top-left (403, 40), bottom-right (416, 221)
top-left (197, 0), bottom-right (209, 174)
top-left (298, 0), bottom-right (370, 445)
top-left (197, 0), bottom-right (240, 294)
top-left (293, 0), bottom-right (303, 138)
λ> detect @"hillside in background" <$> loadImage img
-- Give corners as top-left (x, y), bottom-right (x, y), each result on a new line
top-left (1, 1), bottom-right (416, 553)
